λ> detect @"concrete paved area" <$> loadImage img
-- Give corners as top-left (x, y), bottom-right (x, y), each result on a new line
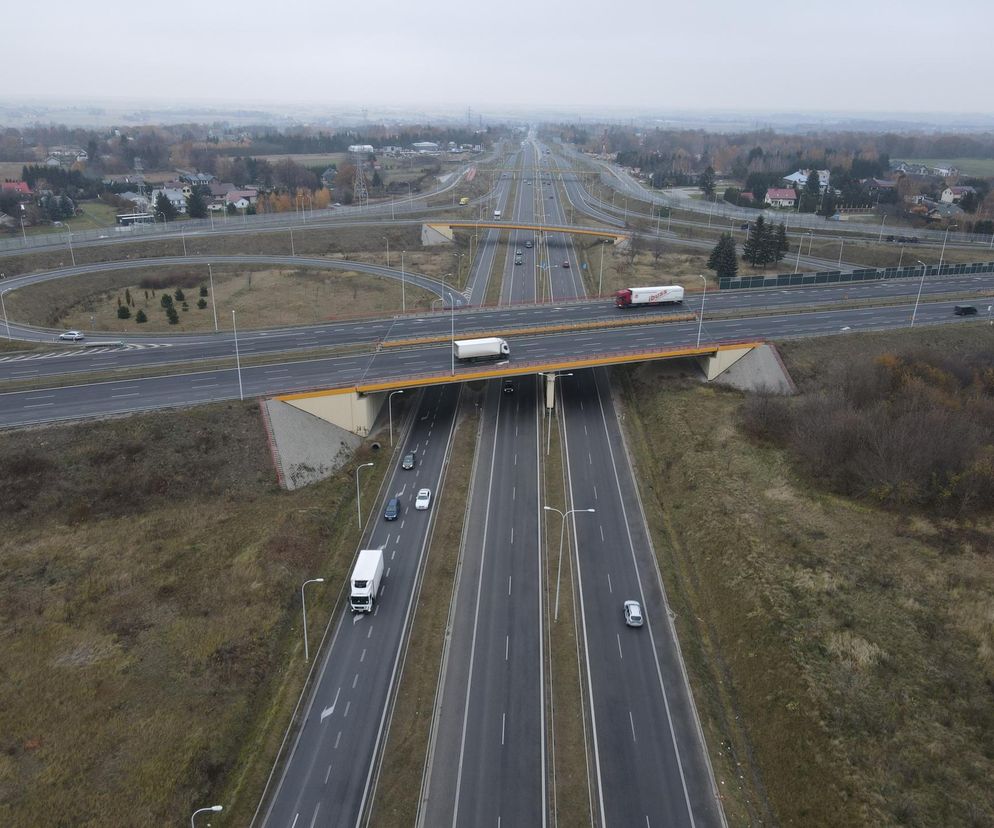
top-left (263, 398), bottom-right (361, 489)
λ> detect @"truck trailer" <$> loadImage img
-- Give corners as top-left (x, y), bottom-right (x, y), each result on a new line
top-left (614, 285), bottom-right (685, 308)
top-left (493, 209), bottom-right (502, 220)
top-left (452, 337), bottom-right (510, 362)
top-left (350, 548), bottom-right (384, 612)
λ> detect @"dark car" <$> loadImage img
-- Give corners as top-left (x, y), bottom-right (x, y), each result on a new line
top-left (954, 305), bottom-right (978, 316)
top-left (402, 452), bottom-right (416, 470)
top-left (525, 240), bottom-right (533, 248)
top-left (502, 378), bottom-right (515, 394)
top-left (384, 497), bottom-right (400, 520)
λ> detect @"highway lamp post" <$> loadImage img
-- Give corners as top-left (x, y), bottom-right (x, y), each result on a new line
top-left (696, 274), bottom-right (707, 348)
top-left (807, 231), bottom-right (814, 256)
top-left (598, 242), bottom-right (605, 295)
top-left (64, 221), bottom-right (75, 266)
top-left (382, 236), bottom-right (390, 268)
top-left (190, 805), bottom-right (223, 828)
top-left (388, 390), bottom-right (404, 446)
top-left (300, 578), bottom-right (325, 662)
top-left (431, 297), bottom-right (444, 312)
top-left (1, 286), bottom-right (11, 340)
top-left (543, 506), bottom-right (595, 621)
top-left (209, 210), bottom-right (214, 231)
top-left (207, 264), bottom-right (219, 333)
top-left (231, 310), bottom-right (243, 401)
top-left (793, 238), bottom-right (803, 274)
top-left (838, 239), bottom-right (844, 268)
top-left (450, 295), bottom-right (455, 376)
top-left (898, 246), bottom-right (905, 269)
top-left (877, 215), bottom-right (886, 242)
top-left (708, 198), bottom-right (715, 228)
top-left (401, 250), bottom-right (406, 312)
top-left (912, 260), bottom-right (928, 327)
top-left (938, 223), bottom-right (956, 272)
top-left (180, 223), bottom-right (187, 256)
top-left (289, 227), bottom-right (295, 257)
top-left (355, 462), bottom-right (374, 528)
top-left (19, 205), bottom-right (27, 243)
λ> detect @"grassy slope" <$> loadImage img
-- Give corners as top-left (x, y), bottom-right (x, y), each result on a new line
top-left (615, 324), bottom-right (994, 826)
top-left (0, 402), bottom-right (388, 825)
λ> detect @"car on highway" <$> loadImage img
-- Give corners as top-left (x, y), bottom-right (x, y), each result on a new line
top-left (384, 497), bottom-right (400, 520)
top-left (562, 260), bottom-right (570, 268)
top-left (524, 240), bottom-right (533, 248)
top-left (502, 378), bottom-right (515, 394)
top-left (624, 600), bottom-right (644, 627)
top-left (954, 304), bottom-right (978, 316)
top-left (414, 488), bottom-right (432, 510)
top-left (58, 330), bottom-right (85, 341)
top-left (402, 452), bottom-right (416, 470)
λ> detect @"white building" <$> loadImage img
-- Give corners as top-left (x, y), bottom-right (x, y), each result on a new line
top-left (783, 169), bottom-right (830, 192)
top-left (348, 144), bottom-right (375, 154)
top-left (149, 187), bottom-right (187, 214)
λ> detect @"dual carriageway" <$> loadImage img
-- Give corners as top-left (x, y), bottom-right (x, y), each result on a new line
top-left (2, 138), bottom-right (993, 826)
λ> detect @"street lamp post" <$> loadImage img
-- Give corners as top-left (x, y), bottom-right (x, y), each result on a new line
top-left (65, 222), bottom-right (75, 266)
top-left (1, 286), bottom-right (11, 340)
top-left (382, 236), bottom-right (390, 268)
top-left (355, 462), bottom-right (374, 528)
top-left (289, 227), bottom-right (295, 256)
top-left (450, 295), bottom-right (455, 375)
top-left (543, 506), bottom-right (595, 621)
top-left (912, 260), bottom-right (928, 327)
top-left (231, 310), bottom-right (243, 401)
top-left (696, 274), bottom-right (708, 348)
top-left (877, 215), bottom-right (887, 242)
top-left (190, 805), bottom-right (223, 828)
top-left (207, 264), bottom-right (219, 332)
top-left (938, 223), bottom-right (957, 272)
top-left (19, 205), bottom-right (27, 243)
top-left (598, 242), bottom-right (605, 295)
top-left (538, 371), bottom-right (573, 454)
top-left (301, 578), bottom-right (325, 661)
top-left (401, 250), bottom-right (406, 312)
top-left (838, 238), bottom-right (844, 268)
top-left (388, 390), bottom-right (405, 446)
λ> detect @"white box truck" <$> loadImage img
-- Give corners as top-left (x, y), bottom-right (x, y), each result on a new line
top-left (493, 209), bottom-right (502, 220)
top-left (350, 548), bottom-right (384, 613)
top-left (453, 337), bottom-right (510, 362)
top-left (614, 285), bottom-right (685, 308)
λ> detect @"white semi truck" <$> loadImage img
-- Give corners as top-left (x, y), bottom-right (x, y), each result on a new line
top-left (614, 285), bottom-right (685, 308)
top-left (452, 337), bottom-right (510, 362)
top-left (350, 548), bottom-right (384, 613)
top-left (493, 209), bottom-right (502, 220)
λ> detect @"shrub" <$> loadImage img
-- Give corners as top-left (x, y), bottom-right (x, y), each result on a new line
top-left (135, 309), bottom-right (147, 323)
top-left (117, 305), bottom-right (131, 319)
top-left (199, 285), bottom-right (208, 297)
top-left (160, 294), bottom-right (173, 308)
top-left (166, 306), bottom-right (179, 325)
top-left (174, 288), bottom-right (185, 302)
top-left (197, 298), bottom-right (207, 309)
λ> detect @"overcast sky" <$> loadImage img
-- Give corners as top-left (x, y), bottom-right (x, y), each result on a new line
top-left (3, 0), bottom-right (992, 116)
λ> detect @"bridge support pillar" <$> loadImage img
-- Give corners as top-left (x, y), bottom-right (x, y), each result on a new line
top-left (276, 388), bottom-right (385, 437)
top-left (699, 344), bottom-right (757, 381)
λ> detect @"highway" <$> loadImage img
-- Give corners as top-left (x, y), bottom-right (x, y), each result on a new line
top-left (420, 139), bottom-right (547, 827)
top-left (259, 383), bottom-right (460, 828)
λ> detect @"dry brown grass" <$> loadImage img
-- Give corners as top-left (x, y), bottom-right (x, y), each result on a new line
top-left (0, 402), bottom-right (390, 825)
top-left (615, 323), bottom-right (994, 826)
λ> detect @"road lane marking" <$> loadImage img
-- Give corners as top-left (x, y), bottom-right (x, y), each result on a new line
top-left (23, 402), bottom-right (54, 408)
top-left (593, 485), bottom-right (598, 500)
top-left (290, 814), bottom-right (299, 828)
top-left (367, 625), bottom-right (373, 639)
top-left (599, 525), bottom-right (605, 542)
top-left (391, 549), bottom-right (396, 560)
top-left (507, 575), bottom-right (512, 596)
top-left (510, 527), bottom-right (514, 544)
top-left (629, 711), bottom-right (637, 743)
top-left (607, 573), bottom-right (612, 593)
top-left (386, 567), bottom-right (391, 578)
top-left (360, 648), bottom-right (366, 662)
top-left (325, 764), bottom-right (332, 784)
top-left (334, 731), bottom-right (342, 749)
top-left (321, 687), bottom-right (341, 721)
top-left (344, 700), bottom-right (351, 718)
top-left (111, 392), bottom-right (140, 398)
top-left (617, 634), bottom-right (623, 660)
top-left (501, 713), bottom-right (506, 746)
top-left (353, 673), bottom-right (359, 688)
top-left (505, 635), bottom-right (509, 661)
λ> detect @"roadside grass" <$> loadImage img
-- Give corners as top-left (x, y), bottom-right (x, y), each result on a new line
top-left (75, 201), bottom-right (121, 229)
top-left (370, 387), bottom-right (479, 826)
top-left (544, 406), bottom-right (594, 826)
top-left (614, 323), bottom-right (994, 826)
top-left (6, 263), bottom-right (435, 333)
top-left (0, 401), bottom-right (391, 825)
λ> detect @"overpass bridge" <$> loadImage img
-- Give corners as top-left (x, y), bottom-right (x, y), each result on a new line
top-left (425, 221), bottom-right (628, 243)
top-left (273, 338), bottom-right (758, 435)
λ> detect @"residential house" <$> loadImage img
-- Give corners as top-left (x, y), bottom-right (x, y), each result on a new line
top-left (225, 188), bottom-right (258, 208)
top-left (940, 186), bottom-right (976, 204)
top-left (208, 181), bottom-right (237, 199)
top-left (320, 167), bottom-right (337, 187)
top-left (118, 191), bottom-right (151, 211)
top-left (412, 141), bottom-right (439, 153)
top-left (765, 188), bottom-right (797, 208)
top-left (0, 212), bottom-right (15, 229)
top-left (178, 171), bottom-right (214, 186)
top-left (149, 187), bottom-right (187, 214)
top-left (783, 169), bottom-right (830, 191)
top-left (2, 180), bottom-right (31, 196)
top-left (862, 178), bottom-right (896, 194)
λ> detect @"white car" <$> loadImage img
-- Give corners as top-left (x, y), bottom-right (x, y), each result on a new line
top-left (624, 600), bottom-right (644, 628)
top-left (58, 330), bottom-right (85, 341)
top-left (414, 488), bottom-right (432, 510)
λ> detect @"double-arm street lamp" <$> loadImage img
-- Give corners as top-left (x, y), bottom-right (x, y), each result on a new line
top-left (301, 578), bottom-right (325, 662)
top-left (543, 506), bottom-right (595, 621)
top-left (355, 462), bottom-right (374, 527)
top-left (190, 805), bottom-right (223, 827)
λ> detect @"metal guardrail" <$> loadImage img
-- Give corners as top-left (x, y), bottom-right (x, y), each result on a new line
top-left (719, 260), bottom-right (994, 290)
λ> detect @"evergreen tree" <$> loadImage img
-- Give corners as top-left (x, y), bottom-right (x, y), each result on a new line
top-left (155, 192), bottom-right (177, 221)
top-left (699, 166), bottom-right (716, 199)
top-left (199, 285), bottom-right (208, 297)
top-left (174, 287), bottom-right (185, 302)
top-left (742, 215), bottom-right (766, 267)
top-left (125, 288), bottom-right (133, 306)
top-left (707, 233), bottom-right (738, 279)
top-left (197, 298), bottom-right (208, 309)
top-left (117, 305), bottom-right (131, 319)
top-left (774, 223), bottom-right (789, 262)
top-left (818, 189), bottom-right (837, 217)
top-left (800, 169), bottom-right (821, 213)
top-left (166, 306), bottom-right (180, 324)
top-left (186, 189), bottom-right (207, 219)
top-left (135, 309), bottom-right (148, 323)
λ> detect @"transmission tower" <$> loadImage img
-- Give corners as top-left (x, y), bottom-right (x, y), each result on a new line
top-left (352, 150), bottom-right (369, 208)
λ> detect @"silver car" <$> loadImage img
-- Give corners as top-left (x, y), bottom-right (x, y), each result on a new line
top-left (624, 600), bottom-right (643, 627)
top-left (58, 330), bottom-right (85, 341)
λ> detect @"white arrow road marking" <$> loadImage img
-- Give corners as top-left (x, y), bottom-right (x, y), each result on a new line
top-left (321, 687), bottom-right (341, 722)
